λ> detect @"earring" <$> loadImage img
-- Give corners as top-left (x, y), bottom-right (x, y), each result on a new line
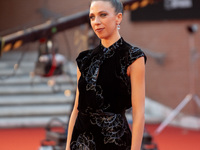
top-left (117, 24), bottom-right (120, 30)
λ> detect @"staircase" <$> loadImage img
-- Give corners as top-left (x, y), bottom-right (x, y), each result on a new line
top-left (0, 50), bottom-right (77, 128)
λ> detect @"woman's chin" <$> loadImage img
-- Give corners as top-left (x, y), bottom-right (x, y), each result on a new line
top-left (96, 34), bottom-right (103, 39)
top-left (96, 34), bottom-right (108, 40)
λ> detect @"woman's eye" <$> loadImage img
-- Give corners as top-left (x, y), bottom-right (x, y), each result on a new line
top-left (100, 13), bottom-right (107, 17)
top-left (89, 16), bottom-right (95, 20)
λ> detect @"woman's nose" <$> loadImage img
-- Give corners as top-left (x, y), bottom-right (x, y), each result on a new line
top-left (94, 17), bottom-right (101, 24)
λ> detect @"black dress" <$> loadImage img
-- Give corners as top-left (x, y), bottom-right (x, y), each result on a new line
top-left (70, 37), bottom-right (147, 150)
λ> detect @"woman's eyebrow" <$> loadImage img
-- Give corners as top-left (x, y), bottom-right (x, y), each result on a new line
top-left (89, 10), bottom-right (108, 16)
top-left (98, 11), bottom-right (108, 14)
top-left (98, 10), bottom-right (107, 13)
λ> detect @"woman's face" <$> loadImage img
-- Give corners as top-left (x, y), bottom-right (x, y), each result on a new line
top-left (89, 1), bottom-right (121, 40)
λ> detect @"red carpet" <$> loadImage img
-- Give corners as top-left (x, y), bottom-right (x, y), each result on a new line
top-left (0, 124), bottom-right (200, 150)
top-left (146, 124), bottom-right (200, 150)
top-left (0, 128), bottom-right (45, 150)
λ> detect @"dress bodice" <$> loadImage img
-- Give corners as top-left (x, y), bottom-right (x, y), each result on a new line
top-left (76, 37), bottom-right (147, 114)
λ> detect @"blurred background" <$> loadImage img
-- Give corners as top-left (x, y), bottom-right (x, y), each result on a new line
top-left (0, 0), bottom-right (200, 150)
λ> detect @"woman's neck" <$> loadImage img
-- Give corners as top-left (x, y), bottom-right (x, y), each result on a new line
top-left (101, 33), bottom-right (121, 48)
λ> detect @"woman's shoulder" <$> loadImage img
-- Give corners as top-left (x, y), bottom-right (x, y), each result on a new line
top-left (122, 40), bottom-right (143, 53)
top-left (121, 40), bottom-right (147, 64)
top-left (75, 49), bottom-right (94, 71)
top-left (76, 49), bottom-right (93, 60)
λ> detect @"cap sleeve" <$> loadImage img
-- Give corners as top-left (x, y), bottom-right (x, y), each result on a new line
top-left (127, 47), bottom-right (147, 67)
top-left (76, 50), bottom-right (91, 72)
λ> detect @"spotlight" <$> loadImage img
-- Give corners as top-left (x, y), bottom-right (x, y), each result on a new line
top-left (34, 38), bottom-right (66, 77)
top-left (187, 24), bottom-right (198, 34)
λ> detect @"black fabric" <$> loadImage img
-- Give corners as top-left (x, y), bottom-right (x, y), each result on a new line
top-left (70, 37), bottom-right (146, 150)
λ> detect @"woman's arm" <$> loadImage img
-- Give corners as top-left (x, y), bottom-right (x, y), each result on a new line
top-left (65, 67), bottom-right (81, 150)
top-left (128, 57), bottom-right (145, 150)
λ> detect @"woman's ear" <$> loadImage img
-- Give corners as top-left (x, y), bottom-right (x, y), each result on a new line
top-left (116, 13), bottom-right (123, 25)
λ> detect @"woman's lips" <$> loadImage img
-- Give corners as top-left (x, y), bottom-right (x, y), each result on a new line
top-left (95, 28), bottom-right (104, 32)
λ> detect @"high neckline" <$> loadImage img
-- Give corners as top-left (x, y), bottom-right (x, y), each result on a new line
top-left (100, 37), bottom-right (124, 53)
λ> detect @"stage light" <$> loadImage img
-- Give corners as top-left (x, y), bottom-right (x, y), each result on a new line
top-left (131, 2), bottom-right (140, 10)
top-left (187, 24), bottom-right (198, 34)
top-left (3, 43), bottom-right (12, 52)
top-left (140, 0), bottom-right (149, 8)
top-left (124, 0), bottom-right (158, 11)
top-left (13, 40), bottom-right (23, 49)
top-left (47, 40), bottom-right (53, 49)
top-left (34, 37), bottom-right (65, 77)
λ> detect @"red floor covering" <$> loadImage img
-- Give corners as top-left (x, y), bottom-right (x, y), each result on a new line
top-left (0, 124), bottom-right (200, 150)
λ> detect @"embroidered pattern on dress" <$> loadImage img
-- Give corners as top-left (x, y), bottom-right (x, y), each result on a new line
top-left (103, 47), bottom-right (115, 58)
top-left (128, 47), bottom-right (145, 66)
top-left (89, 110), bottom-right (127, 146)
top-left (95, 85), bottom-right (105, 108)
top-left (70, 132), bottom-right (96, 150)
top-left (84, 55), bottom-right (102, 91)
top-left (78, 38), bottom-right (124, 110)
top-left (82, 38), bottom-right (123, 93)
top-left (77, 50), bottom-right (92, 72)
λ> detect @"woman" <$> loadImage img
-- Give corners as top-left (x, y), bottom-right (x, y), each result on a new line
top-left (66, 0), bottom-right (146, 149)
